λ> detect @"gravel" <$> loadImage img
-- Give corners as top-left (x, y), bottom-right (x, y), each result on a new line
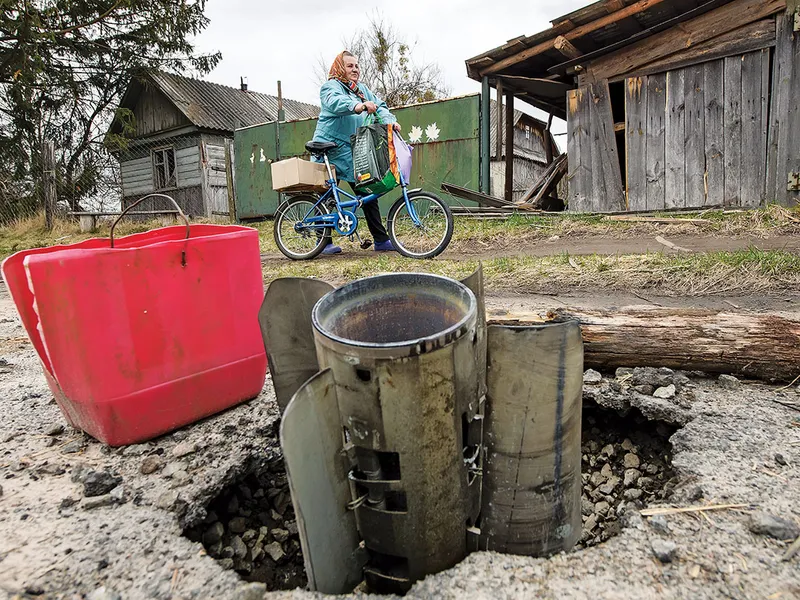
top-left (1, 287), bottom-right (799, 599)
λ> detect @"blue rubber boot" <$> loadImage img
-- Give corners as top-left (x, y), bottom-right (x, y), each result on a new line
top-left (374, 240), bottom-right (395, 252)
top-left (321, 243), bottom-right (342, 255)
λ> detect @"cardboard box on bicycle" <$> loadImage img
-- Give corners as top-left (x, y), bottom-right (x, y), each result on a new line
top-left (271, 157), bottom-right (335, 193)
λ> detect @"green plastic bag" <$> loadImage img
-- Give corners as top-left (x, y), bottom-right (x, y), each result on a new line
top-left (351, 114), bottom-right (398, 196)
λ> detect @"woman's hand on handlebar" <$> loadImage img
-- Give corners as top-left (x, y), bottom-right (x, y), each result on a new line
top-left (356, 101), bottom-right (378, 114)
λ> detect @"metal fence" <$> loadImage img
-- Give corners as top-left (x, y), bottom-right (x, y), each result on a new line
top-left (0, 139), bottom-right (124, 226)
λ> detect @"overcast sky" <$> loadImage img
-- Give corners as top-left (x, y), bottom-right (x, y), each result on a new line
top-left (192, 0), bottom-right (587, 135)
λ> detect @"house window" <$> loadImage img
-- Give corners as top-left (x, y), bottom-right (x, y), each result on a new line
top-left (152, 147), bottom-right (176, 189)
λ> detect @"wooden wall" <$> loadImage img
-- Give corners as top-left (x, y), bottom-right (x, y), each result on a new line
top-left (624, 50), bottom-right (771, 211)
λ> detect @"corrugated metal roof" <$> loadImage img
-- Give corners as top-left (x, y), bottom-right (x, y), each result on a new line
top-left (147, 71), bottom-right (319, 132)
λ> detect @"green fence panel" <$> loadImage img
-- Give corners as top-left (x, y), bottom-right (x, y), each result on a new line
top-left (234, 94), bottom-right (481, 219)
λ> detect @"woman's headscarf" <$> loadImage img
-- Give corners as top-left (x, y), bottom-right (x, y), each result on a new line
top-left (328, 51), bottom-right (367, 101)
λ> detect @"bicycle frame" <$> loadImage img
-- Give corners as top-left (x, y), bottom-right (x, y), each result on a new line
top-left (293, 152), bottom-right (421, 234)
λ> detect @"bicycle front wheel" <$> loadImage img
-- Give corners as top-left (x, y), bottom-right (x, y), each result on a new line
top-left (273, 195), bottom-right (330, 260)
top-left (387, 191), bottom-right (453, 259)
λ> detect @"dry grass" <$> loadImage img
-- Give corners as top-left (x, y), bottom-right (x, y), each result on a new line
top-left (261, 248), bottom-right (800, 297)
top-left (0, 212), bottom-right (223, 260)
top-left (250, 204), bottom-right (800, 256)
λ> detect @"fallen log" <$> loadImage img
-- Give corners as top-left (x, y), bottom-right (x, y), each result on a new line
top-left (488, 306), bottom-right (800, 382)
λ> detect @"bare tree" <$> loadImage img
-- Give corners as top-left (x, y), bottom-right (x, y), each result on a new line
top-left (315, 13), bottom-right (450, 108)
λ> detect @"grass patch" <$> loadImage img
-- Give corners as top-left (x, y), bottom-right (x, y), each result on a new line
top-left (262, 247), bottom-right (800, 297)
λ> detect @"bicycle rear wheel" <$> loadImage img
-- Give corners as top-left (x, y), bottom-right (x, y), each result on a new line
top-left (273, 195), bottom-right (330, 260)
top-left (387, 191), bottom-right (453, 259)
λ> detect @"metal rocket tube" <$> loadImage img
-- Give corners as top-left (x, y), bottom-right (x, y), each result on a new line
top-left (311, 273), bottom-right (483, 594)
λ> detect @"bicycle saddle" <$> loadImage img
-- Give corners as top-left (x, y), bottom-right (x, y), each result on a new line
top-left (305, 140), bottom-right (337, 154)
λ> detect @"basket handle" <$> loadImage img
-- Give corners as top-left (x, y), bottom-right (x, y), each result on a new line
top-left (110, 193), bottom-right (190, 249)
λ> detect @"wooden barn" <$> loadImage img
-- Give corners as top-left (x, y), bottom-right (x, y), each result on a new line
top-left (466, 0), bottom-right (800, 212)
top-left (109, 71), bottom-right (318, 216)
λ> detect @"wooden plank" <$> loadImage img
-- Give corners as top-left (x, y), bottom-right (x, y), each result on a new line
top-left (481, 0), bottom-right (671, 75)
top-left (489, 306), bottom-right (800, 382)
top-left (554, 35), bottom-right (582, 59)
top-left (504, 92), bottom-right (514, 202)
top-left (740, 51), bottom-right (767, 207)
top-left (587, 0), bottom-right (786, 82)
top-left (768, 11), bottom-right (800, 207)
top-left (566, 88), bottom-right (593, 211)
top-left (665, 69), bottom-right (686, 209)
top-left (704, 59), bottom-right (725, 207)
top-left (645, 73), bottom-right (667, 210)
top-left (495, 81), bottom-right (504, 159)
top-left (766, 15), bottom-right (787, 204)
top-left (550, 0), bottom-right (736, 75)
top-left (723, 55), bottom-right (743, 206)
top-left (684, 65), bottom-right (706, 208)
top-left (588, 81), bottom-right (626, 212)
top-left (625, 76), bottom-right (648, 211)
top-left (609, 19), bottom-right (776, 81)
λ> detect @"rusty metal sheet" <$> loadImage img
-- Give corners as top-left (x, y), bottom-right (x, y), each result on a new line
top-left (480, 321), bottom-right (583, 556)
top-left (259, 278), bottom-right (334, 412)
top-left (281, 368), bottom-right (363, 594)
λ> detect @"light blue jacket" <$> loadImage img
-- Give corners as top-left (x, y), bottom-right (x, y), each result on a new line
top-left (311, 79), bottom-right (396, 183)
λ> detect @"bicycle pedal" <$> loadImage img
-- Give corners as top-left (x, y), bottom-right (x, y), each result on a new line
top-left (360, 238), bottom-right (373, 250)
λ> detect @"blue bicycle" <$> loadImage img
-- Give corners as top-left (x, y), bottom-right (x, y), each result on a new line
top-left (273, 140), bottom-right (454, 260)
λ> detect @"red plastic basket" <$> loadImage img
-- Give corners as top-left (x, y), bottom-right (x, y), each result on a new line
top-left (1, 196), bottom-right (267, 445)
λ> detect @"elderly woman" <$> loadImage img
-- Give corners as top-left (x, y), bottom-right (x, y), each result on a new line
top-left (311, 50), bottom-right (401, 254)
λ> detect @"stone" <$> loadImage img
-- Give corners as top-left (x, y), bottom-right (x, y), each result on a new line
top-left (638, 476), bottom-right (655, 489)
top-left (717, 374), bottom-right (741, 389)
top-left (624, 489), bottom-right (643, 501)
top-left (140, 456), bottom-right (164, 475)
top-left (87, 587), bottom-right (122, 600)
top-left (251, 546), bottom-right (264, 562)
top-left (83, 470), bottom-right (123, 497)
top-left (651, 539), bottom-right (678, 563)
top-left (37, 463), bottom-right (66, 476)
top-left (748, 512), bottom-right (800, 540)
top-left (621, 438), bottom-right (634, 451)
top-left (623, 453), bottom-right (641, 469)
top-left (272, 528), bottom-right (290, 543)
top-left (221, 546), bottom-right (235, 559)
top-left (584, 514), bottom-right (598, 532)
top-left (234, 583), bottom-right (267, 600)
top-left (615, 367), bottom-right (634, 379)
top-left (229, 517), bottom-right (247, 534)
top-left (242, 529), bottom-right (257, 544)
top-left (600, 463), bottom-right (613, 480)
top-left (634, 384), bottom-right (655, 396)
top-left (172, 442), bottom-right (197, 458)
top-left (218, 558), bottom-right (235, 570)
top-left (257, 526), bottom-right (270, 546)
top-left (82, 494), bottom-right (115, 510)
top-left (270, 509), bottom-right (284, 525)
top-left (648, 515), bottom-right (670, 534)
top-left (589, 472), bottom-right (605, 487)
top-left (46, 424), bottom-right (65, 436)
top-left (169, 470), bottom-right (191, 487)
top-left (203, 522), bottom-right (225, 545)
top-left (264, 541), bottom-right (285, 562)
top-left (227, 495), bottom-right (240, 515)
top-left (162, 462), bottom-right (187, 478)
top-left (583, 369), bottom-right (602, 384)
top-left (581, 497), bottom-right (594, 516)
top-left (594, 501), bottom-right (610, 516)
top-left (598, 478), bottom-right (620, 496)
top-left (61, 440), bottom-right (86, 454)
top-left (60, 496), bottom-right (78, 509)
top-left (633, 367), bottom-right (673, 389)
top-left (624, 469), bottom-right (642, 488)
top-left (110, 485), bottom-right (126, 503)
top-left (123, 444), bottom-right (150, 456)
top-left (645, 464), bottom-right (660, 475)
top-left (653, 384), bottom-right (676, 399)
top-left (231, 535), bottom-right (248, 559)
top-left (156, 490), bottom-right (179, 510)
top-left (673, 373), bottom-right (691, 389)
top-left (775, 453), bottom-right (788, 466)
top-left (601, 444), bottom-right (616, 458)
